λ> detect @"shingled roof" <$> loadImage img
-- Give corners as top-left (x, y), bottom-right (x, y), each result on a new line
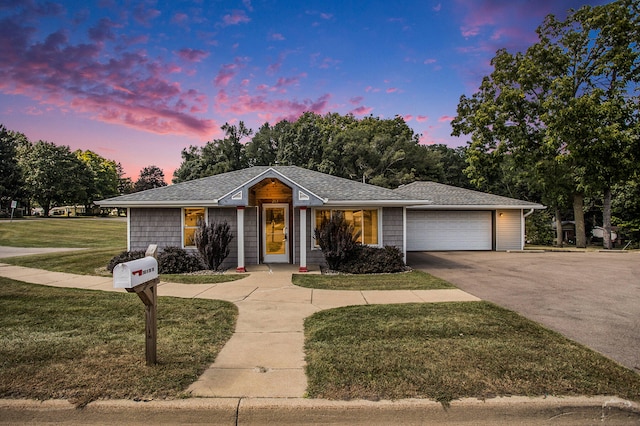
top-left (98, 166), bottom-right (544, 209)
top-left (98, 166), bottom-right (410, 207)
top-left (395, 181), bottom-right (543, 209)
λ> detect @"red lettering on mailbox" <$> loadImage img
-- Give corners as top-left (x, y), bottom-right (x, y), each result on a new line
top-left (132, 270), bottom-right (143, 276)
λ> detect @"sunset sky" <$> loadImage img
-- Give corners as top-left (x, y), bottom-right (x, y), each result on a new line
top-left (0, 0), bottom-right (607, 181)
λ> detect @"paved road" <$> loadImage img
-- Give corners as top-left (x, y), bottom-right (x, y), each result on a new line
top-left (408, 251), bottom-right (640, 373)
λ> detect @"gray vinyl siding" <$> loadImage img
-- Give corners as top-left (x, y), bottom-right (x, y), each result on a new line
top-left (130, 208), bottom-right (181, 251)
top-left (382, 207), bottom-right (403, 249)
top-left (207, 208), bottom-right (238, 269)
top-left (245, 207), bottom-right (259, 265)
top-left (301, 207), bottom-right (326, 267)
top-left (496, 209), bottom-right (523, 251)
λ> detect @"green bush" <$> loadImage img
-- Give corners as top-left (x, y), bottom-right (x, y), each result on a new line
top-left (194, 221), bottom-right (233, 271)
top-left (106, 250), bottom-right (145, 272)
top-left (525, 210), bottom-right (554, 245)
top-left (157, 246), bottom-right (204, 274)
top-left (107, 247), bottom-right (204, 274)
top-left (338, 245), bottom-right (407, 274)
top-left (314, 212), bottom-right (360, 271)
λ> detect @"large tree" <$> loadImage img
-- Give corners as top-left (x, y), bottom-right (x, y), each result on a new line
top-left (452, 0), bottom-right (639, 248)
top-left (173, 122), bottom-right (252, 183)
top-left (244, 113), bottom-right (443, 188)
top-left (19, 141), bottom-right (90, 216)
top-left (75, 150), bottom-right (119, 209)
top-left (0, 125), bottom-right (25, 211)
top-left (134, 165), bottom-right (167, 192)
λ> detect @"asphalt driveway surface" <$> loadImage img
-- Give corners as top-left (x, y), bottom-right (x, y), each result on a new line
top-left (407, 251), bottom-right (640, 373)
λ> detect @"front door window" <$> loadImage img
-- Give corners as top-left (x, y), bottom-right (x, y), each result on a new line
top-left (263, 203), bottom-right (289, 263)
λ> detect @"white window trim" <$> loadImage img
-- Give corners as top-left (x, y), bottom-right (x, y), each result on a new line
top-left (182, 207), bottom-right (208, 249)
top-left (311, 207), bottom-right (382, 249)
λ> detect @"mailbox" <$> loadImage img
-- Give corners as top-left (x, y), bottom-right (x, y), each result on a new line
top-left (113, 257), bottom-right (159, 289)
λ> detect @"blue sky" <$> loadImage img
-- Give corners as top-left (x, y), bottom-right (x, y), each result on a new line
top-left (0, 0), bottom-right (607, 179)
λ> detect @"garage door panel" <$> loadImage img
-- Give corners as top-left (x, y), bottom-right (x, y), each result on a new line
top-left (407, 211), bottom-right (492, 251)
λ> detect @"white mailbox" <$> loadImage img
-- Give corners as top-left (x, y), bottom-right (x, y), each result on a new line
top-left (113, 257), bottom-right (159, 289)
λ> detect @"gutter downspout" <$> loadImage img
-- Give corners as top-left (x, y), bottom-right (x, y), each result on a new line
top-left (521, 209), bottom-right (535, 250)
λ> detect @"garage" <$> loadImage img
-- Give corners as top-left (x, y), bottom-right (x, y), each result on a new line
top-left (406, 210), bottom-right (492, 251)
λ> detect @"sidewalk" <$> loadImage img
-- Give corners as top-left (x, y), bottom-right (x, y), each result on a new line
top-left (1, 261), bottom-right (639, 424)
top-left (0, 262), bottom-right (479, 398)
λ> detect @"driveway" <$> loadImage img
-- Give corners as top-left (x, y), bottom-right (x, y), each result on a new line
top-left (407, 251), bottom-right (640, 373)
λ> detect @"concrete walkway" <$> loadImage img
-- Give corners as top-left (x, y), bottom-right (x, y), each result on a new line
top-left (0, 261), bottom-right (479, 398)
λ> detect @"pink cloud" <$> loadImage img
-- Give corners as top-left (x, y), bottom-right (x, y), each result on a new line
top-left (416, 115), bottom-right (429, 122)
top-left (172, 13), bottom-right (188, 24)
top-left (270, 33), bottom-right (285, 41)
top-left (433, 3), bottom-right (442, 12)
top-left (214, 58), bottom-right (246, 87)
top-left (320, 13), bottom-right (333, 20)
top-left (0, 18), bottom-right (216, 138)
top-left (349, 96), bottom-right (363, 105)
top-left (175, 48), bottom-right (209, 62)
top-left (386, 87), bottom-right (398, 93)
top-left (423, 58), bottom-right (437, 65)
top-left (133, 4), bottom-right (161, 26)
top-left (403, 114), bottom-right (413, 122)
top-left (312, 55), bottom-right (340, 69)
top-left (438, 115), bottom-right (455, 122)
top-left (88, 17), bottom-right (119, 42)
top-left (222, 10), bottom-right (250, 26)
top-left (216, 89), bottom-right (331, 122)
top-left (351, 106), bottom-right (373, 116)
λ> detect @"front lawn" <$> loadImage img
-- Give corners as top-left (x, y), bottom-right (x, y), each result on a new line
top-left (305, 302), bottom-right (640, 403)
top-left (292, 270), bottom-right (455, 290)
top-left (0, 278), bottom-right (238, 407)
top-left (0, 217), bottom-right (126, 248)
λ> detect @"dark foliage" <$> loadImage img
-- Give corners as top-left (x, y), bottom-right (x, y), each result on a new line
top-left (107, 247), bottom-right (204, 274)
top-left (314, 212), bottom-right (360, 271)
top-left (194, 221), bottom-right (234, 271)
top-left (338, 245), bottom-right (407, 274)
top-left (157, 246), bottom-right (204, 274)
top-left (106, 250), bottom-right (146, 272)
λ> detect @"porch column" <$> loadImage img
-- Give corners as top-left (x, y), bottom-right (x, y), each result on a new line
top-left (299, 206), bottom-right (308, 272)
top-left (236, 206), bottom-right (246, 273)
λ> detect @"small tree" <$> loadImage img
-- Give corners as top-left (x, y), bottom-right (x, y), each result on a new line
top-left (195, 221), bottom-right (234, 271)
top-left (314, 211), bottom-right (360, 271)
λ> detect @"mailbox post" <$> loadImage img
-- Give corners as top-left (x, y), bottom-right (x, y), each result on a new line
top-left (113, 247), bottom-right (159, 366)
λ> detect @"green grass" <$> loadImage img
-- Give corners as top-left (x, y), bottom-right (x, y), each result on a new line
top-left (3, 248), bottom-right (124, 275)
top-left (305, 302), bottom-right (640, 403)
top-left (0, 217), bottom-right (126, 248)
top-left (0, 277), bottom-right (237, 407)
top-left (0, 218), bottom-right (243, 284)
top-left (292, 270), bottom-right (455, 290)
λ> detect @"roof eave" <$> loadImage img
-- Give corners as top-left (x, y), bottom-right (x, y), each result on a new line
top-left (406, 204), bottom-right (546, 210)
top-left (97, 200), bottom-right (220, 208)
top-left (323, 199), bottom-right (428, 207)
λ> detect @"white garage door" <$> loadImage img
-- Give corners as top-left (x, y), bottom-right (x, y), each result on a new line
top-left (407, 211), bottom-right (492, 251)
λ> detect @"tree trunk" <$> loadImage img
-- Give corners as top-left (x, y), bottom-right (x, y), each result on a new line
top-left (603, 187), bottom-right (613, 249)
top-left (573, 193), bottom-right (586, 248)
top-left (555, 208), bottom-right (563, 248)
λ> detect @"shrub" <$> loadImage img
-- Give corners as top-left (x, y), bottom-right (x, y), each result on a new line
top-left (338, 245), bottom-right (407, 274)
top-left (314, 211), bottom-right (360, 271)
top-left (194, 221), bottom-right (233, 271)
top-left (106, 250), bottom-right (146, 272)
top-left (525, 210), bottom-right (554, 245)
top-left (157, 246), bottom-right (204, 274)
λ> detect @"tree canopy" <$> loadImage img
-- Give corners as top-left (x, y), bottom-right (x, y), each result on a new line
top-left (452, 0), bottom-right (639, 248)
top-left (173, 113), bottom-right (448, 188)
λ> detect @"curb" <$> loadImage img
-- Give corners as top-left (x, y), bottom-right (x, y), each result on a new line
top-left (2, 396), bottom-right (639, 425)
